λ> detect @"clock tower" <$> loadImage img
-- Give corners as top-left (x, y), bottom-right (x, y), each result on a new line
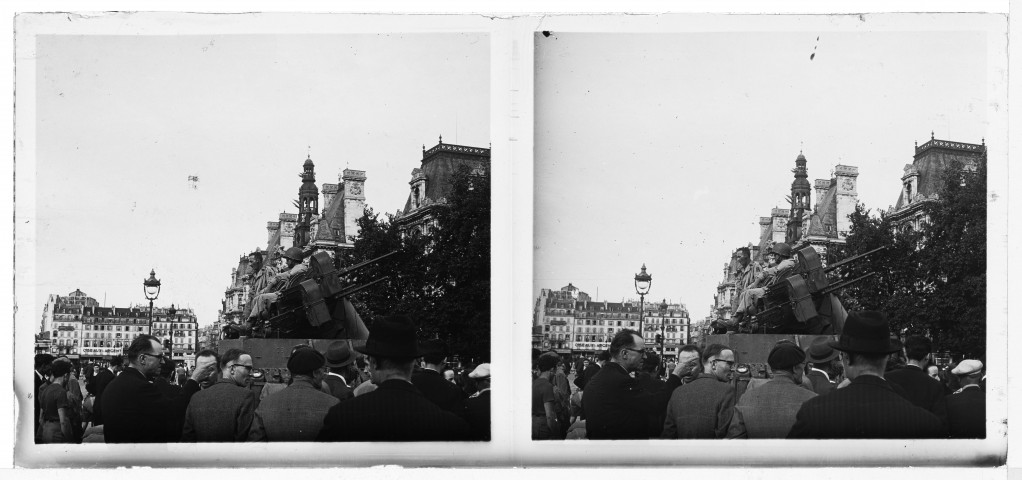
top-left (295, 155), bottom-right (319, 248)
top-left (787, 151), bottom-right (812, 244)
top-left (834, 165), bottom-right (859, 239)
top-left (341, 168), bottom-right (366, 244)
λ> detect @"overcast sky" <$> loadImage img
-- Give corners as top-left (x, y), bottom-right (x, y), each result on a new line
top-left (534, 28), bottom-right (997, 321)
top-left (33, 33), bottom-right (489, 327)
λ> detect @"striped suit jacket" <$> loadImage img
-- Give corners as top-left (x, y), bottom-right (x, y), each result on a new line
top-left (787, 374), bottom-right (945, 438)
top-left (317, 379), bottom-right (471, 442)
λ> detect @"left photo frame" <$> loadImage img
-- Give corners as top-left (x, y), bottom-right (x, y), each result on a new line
top-left (14, 12), bottom-right (511, 467)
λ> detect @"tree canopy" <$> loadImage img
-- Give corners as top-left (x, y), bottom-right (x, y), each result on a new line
top-left (834, 160), bottom-right (986, 358)
top-left (339, 166), bottom-right (490, 363)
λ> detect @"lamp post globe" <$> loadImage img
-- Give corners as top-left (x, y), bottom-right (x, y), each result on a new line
top-left (143, 269), bottom-right (161, 321)
top-left (633, 264), bottom-right (652, 337)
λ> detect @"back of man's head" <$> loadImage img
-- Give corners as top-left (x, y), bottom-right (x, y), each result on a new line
top-left (903, 335), bottom-right (932, 362)
top-left (641, 351), bottom-right (661, 374)
top-left (35, 353), bottom-right (54, 370)
top-left (420, 339), bottom-right (447, 366)
top-left (608, 329), bottom-right (639, 359)
top-left (159, 357), bottom-right (176, 379)
top-left (50, 360), bottom-right (72, 379)
top-left (846, 351), bottom-right (887, 374)
top-left (537, 352), bottom-right (560, 373)
top-left (596, 350), bottom-right (611, 363)
top-left (373, 355), bottom-right (416, 378)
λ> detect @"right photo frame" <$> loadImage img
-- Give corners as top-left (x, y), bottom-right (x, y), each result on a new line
top-left (527, 13), bottom-right (1007, 466)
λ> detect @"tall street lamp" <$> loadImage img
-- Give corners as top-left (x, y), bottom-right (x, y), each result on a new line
top-left (634, 264), bottom-right (652, 336)
top-left (143, 269), bottom-right (161, 322)
top-left (659, 299), bottom-right (668, 361)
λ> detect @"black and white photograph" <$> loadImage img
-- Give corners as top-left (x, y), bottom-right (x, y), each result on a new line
top-left (14, 12), bottom-right (501, 467)
top-left (4, 1), bottom-right (1019, 475)
top-left (527, 13), bottom-right (1007, 464)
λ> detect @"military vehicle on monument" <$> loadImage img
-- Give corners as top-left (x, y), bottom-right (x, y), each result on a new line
top-left (703, 244), bottom-right (886, 380)
top-left (218, 248), bottom-right (398, 397)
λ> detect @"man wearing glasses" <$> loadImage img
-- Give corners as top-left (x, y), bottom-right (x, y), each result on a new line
top-left (182, 348), bottom-right (258, 442)
top-left (661, 343), bottom-right (737, 439)
top-left (101, 335), bottom-right (217, 443)
top-left (583, 329), bottom-right (695, 439)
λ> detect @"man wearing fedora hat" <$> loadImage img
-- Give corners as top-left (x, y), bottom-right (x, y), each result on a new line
top-left (804, 337), bottom-right (842, 396)
top-left (322, 340), bottom-right (358, 402)
top-left (318, 315), bottom-right (471, 441)
top-left (249, 346), bottom-right (339, 441)
top-left (787, 311), bottom-right (945, 438)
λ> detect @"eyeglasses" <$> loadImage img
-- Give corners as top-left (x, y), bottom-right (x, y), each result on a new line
top-left (140, 352), bottom-right (165, 361)
top-left (622, 347), bottom-right (647, 357)
top-left (712, 359), bottom-right (736, 369)
top-left (229, 364), bottom-right (254, 371)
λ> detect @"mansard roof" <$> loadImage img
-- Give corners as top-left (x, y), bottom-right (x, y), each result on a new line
top-left (894, 136), bottom-right (986, 211)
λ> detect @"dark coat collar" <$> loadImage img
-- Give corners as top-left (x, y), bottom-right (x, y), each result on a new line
top-left (606, 362), bottom-right (629, 375)
top-left (852, 374), bottom-right (894, 389)
top-left (377, 379), bottom-right (421, 394)
top-left (122, 366), bottom-right (148, 381)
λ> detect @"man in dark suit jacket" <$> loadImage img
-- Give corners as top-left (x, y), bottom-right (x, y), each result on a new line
top-left (945, 359), bottom-right (985, 438)
top-left (788, 311), bottom-right (945, 439)
top-left (463, 363), bottom-right (491, 441)
top-left (87, 356), bottom-right (119, 426)
top-left (318, 315), bottom-right (471, 442)
top-left (885, 335), bottom-right (947, 424)
top-left (583, 330), bottom-right (693, 439)
top-left (34, 354), bottom-right (54, 438)
top-left (574, 351), bottom-right (608, 392)
top-left (103, 336), bottom-right (215, 443)
top-left (321, 340), bottom-right (357, 402)
top-left (803, 337), bottom-right (840, 396)
top-left (411, 339), bottom-right (466, 416)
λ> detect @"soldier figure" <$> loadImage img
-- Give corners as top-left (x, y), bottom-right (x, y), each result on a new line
top-left (732, 242), bottom-right (797, 326)
top-left (245, 246), bottom-right (309, 332)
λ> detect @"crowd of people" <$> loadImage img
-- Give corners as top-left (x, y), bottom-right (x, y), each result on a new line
top-left (33, 315), bottom-right (491, 443)
top-left (534, 310), bottom-right (986, 440)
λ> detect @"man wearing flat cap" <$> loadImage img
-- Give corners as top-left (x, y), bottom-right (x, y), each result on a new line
top-left (804, 337), bottom-right (842, 396)
top-left (249, 345), bottom-right (340, 441)
top-left (318, 315), bottom-right (471, 441)
top-left (322, 340), bottom-right (358, 402)
top-left (945, 359), bottom-right (985, 438)
top-left (726, 341), bottom-right (816, 438)
top-left (787, 311), bottom-right (945, 438)
top-left (464, 363), bottom-right (491, 441)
